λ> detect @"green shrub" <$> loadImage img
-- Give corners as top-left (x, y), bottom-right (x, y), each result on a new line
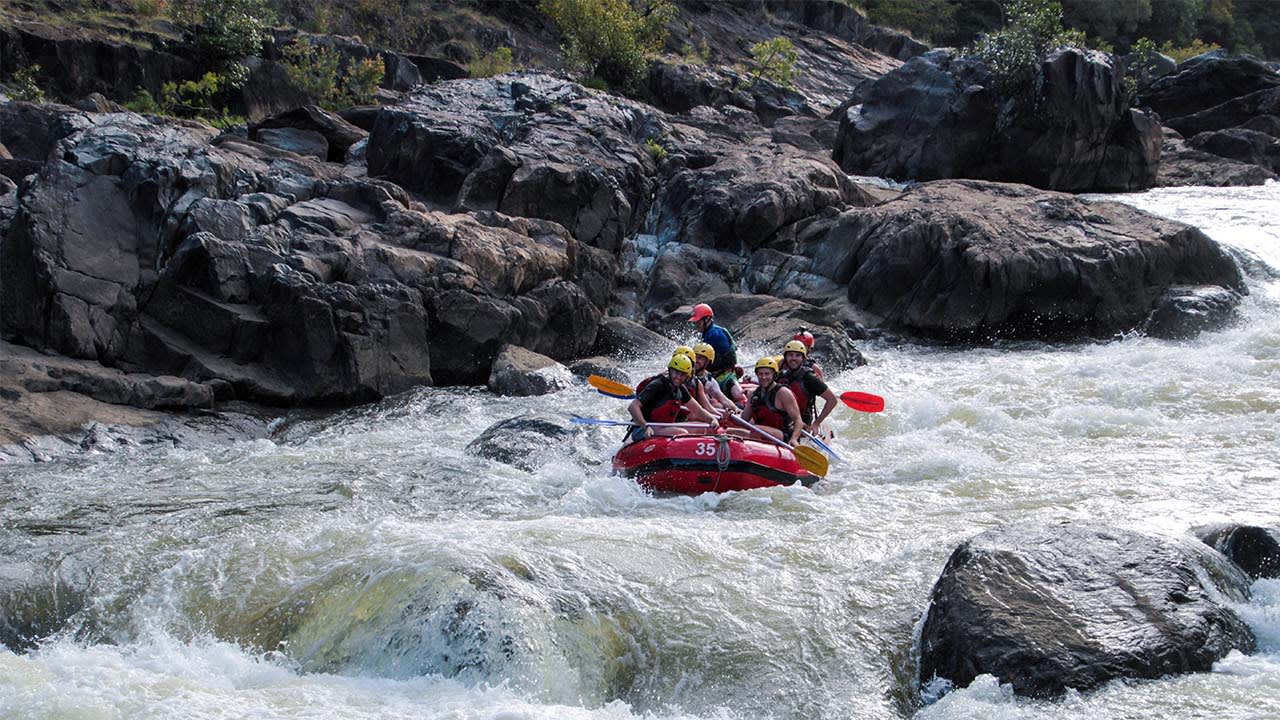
top-left (8, 64), bottom-right (45, 102)
top-left (748, 36), bottom-right (799, 87)
top-left (539, 0), bottom-right (676, 93)
top-left (469, 47), bottom-right (514, 78)
top-left (283, 41), bottom-right (385, 109)
top-left (968, 0), bottom-right (1085, 102)
top-left (643, 137), bottom-right (667, 162)
top-left (681, 38), bottom-right (710, 65)
top-left (124, 87), bottom-right (163, 114)
top-left (1160, 38), bottom-right (1222, 63)
top-left (863, 0), bottom-right (957, 43)
top-left (133, 0), bottom-right (167, 17)
top-left (580, 75), bottom-right (609, 91)
top-left (171, 0), bottom-right (274, 64)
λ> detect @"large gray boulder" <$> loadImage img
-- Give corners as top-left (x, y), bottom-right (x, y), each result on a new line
top-left (802, 179), bottom-right (1246, 341)
top-left (487, 344), bottom-right (571, 397)
top-left (833, 48), bottom-right (1162, 192)
top-left (1157, 127), bottom-right (1278, 187)
top-left (918, 523), bottom-right (1256, 699)
top-left (1, 110), bottom-right (606, 401)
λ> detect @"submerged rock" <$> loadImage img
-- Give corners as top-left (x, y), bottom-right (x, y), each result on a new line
top-left (1197, 524), bottom-right (1280, 579)
top-left (917, 522), bottom-right (1255, 700)
top-left (465, 413), bottom-right (578, 471)
top-left (1144, 285), bottom-right (1243, 339)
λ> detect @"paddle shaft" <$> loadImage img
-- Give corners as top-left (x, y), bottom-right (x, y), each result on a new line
top-left (569, 417), bottom-right (710, 429)
top-left (801, 430), bottom-right (842, 462)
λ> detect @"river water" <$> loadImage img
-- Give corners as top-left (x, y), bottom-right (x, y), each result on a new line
top-left (2, 182), bottom-right (1279, 719)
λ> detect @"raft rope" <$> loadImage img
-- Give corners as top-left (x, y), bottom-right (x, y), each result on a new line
top-left (715, 434), bottom-right (731, 471)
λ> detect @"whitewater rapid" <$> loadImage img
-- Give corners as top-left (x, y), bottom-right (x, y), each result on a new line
top-left (1, 182), bottom-right (1278, 719)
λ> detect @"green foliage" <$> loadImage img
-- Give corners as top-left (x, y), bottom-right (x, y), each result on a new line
top-left (643, 137), bottom-right (667, 162)
top-left (124, 87), bottom-right (163, 114)
top-left (863, 0), bottom-right (957, 43)
top-left (171, 0), bottom-right (274, 64)
top-left (680, 38), bottom-right (711, 65)
top-left (7, 64), bottom-right (45, 102)
top-left (747, 36), bottom-right (800, 88)
top-left (1160, 38), bottom-right (1222, 62)
top-left (122, 72), bottom-right (242, 127)
top-left (580, 75), bottom-right (609, 90)
top-left (538, 0), bottom-right (676, 93)
top-left (283, 41), bottom-right (385, 109)
top-left (469, 47), bottom-right (514, 78)
top-left (1061, 0), bottom-right (1150, 49)
top-left (968, 0), bottom-right (1085, 100)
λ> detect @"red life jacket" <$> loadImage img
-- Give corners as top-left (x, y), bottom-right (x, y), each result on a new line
top-left (638, 374), bottom-right (690, 423)
top-left (750, 383), bottom-right (793, 437)
top-left (783, 368), bottom-right (817, 425)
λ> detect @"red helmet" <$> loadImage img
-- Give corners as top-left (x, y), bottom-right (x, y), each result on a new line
top-left (792, 329), bottom-right (815, 349)
top-left (688, 303), bottom-right (714, 323)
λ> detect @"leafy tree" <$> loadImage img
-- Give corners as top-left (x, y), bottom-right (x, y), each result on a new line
top-left (171, 0), bottom-right (275, 64)
top-left (748, 36), bottom-right (800, 87)
top-left (1061, 0), bottom-right (1151, 49)
top-left (282, 41), bottom-right (385, 109)
top-left (469, 47), bottom-right (515, 78)
top-left (7, 64), bottom-right (45, 102)
top-left (538, 0), bottom-right (676, 93)
top-left (969, 0), bottom-right (1086, 100)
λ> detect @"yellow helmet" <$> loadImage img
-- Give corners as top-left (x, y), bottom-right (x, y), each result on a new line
top-left (755, 356), bottom-right (780, 373)
top-left (673, 345), bottom-right (695, 360)
top-left (692, 342), bottom-right (715, 362)
top-left (668, 353), bottom-right (694, 374)
top-left (783, 340), bottom-right (808, 356)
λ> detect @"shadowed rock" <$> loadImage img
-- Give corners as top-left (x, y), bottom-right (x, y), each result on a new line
top-left (487, 344), bottom-right (571, 397)
top-left (803, 180), bottom-right (1246, 341)
top-left (465, 412), bottom-right (577, 471)
top-left (918, 523), bottom-right (1256, 700)
top-left (1197, 525), bottom-right (1280, 579)
top-left (834, 48), bottom-right (1161, 192)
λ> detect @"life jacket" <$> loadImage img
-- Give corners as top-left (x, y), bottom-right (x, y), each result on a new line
top-left (782, 367), bottom-right (818, 425)
top-left (804, 357), bottom-right (824, 380)
top-left (638, 374), bottom-right (690, 423)
top-left (750, 383), bottom-right (793, 437)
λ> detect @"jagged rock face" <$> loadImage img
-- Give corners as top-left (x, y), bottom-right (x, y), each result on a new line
top-left (0, 108), bottom-right (606, 402)
top-left (794, 180), bottom-right (1246, 340)
top-left (1141, 53), bottom-right (1280, 129)
top-left (367, 74), bottom-right (662, 254)
top-left (834, 49), bottom-right (1162, 192)
top-left (1157, 127), bottom-right (1278, 187)
top-left (918, 523), bottom-right (1256, 699)
top-left (1187, 127), bottom-right (1280, 173)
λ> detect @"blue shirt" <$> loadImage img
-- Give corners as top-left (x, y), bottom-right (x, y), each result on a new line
top-left (701, 323), bottom-right (736, 373)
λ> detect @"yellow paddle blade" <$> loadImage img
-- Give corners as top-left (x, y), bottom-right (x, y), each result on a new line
top-left (794, 446), bottom-right (829, 478)
top-left (587, 374), bottom-right (636, 399)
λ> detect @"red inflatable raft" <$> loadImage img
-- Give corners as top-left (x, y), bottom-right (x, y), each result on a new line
top-left (612, 431), bottom-right (820, 494)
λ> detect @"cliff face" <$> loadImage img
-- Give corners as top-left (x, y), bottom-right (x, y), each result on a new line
top-left (0, 1), bottom-right (1260, 436)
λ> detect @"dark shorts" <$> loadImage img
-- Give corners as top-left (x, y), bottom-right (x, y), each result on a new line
top-left (627, 426), bottom-right (648, 443)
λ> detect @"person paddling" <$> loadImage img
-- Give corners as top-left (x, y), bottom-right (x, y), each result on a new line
top-left (731, 357), bottom-right (802, 445)
top-left (780, 340), bottom-right (838, 438)
top-left (689, 303), bottom-right (743, 404)
top-left (627, 354), bottom-right (718, 442)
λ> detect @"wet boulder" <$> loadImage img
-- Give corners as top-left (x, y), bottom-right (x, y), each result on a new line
top-left (1197, 525), bottom-right (1280, 579)
top-left (1143, 284), bottom-right (1243, 339)
top-left (464, 412), bottom-right (577, 471)
top-left (918, 522), bottom-right (1256, 699)
top-left (833, 48), bottom-right (1161, 192)
top-left (593, 317), bottom-right (671, 358)
top-left (568, 356), bottom-right (630, 386)
top-left (683, 294), bottom-right (869, 371)
top-left (487, 344), bottom-right (571, 397)
top-left (808, 180), bottom-right (1247, 341)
